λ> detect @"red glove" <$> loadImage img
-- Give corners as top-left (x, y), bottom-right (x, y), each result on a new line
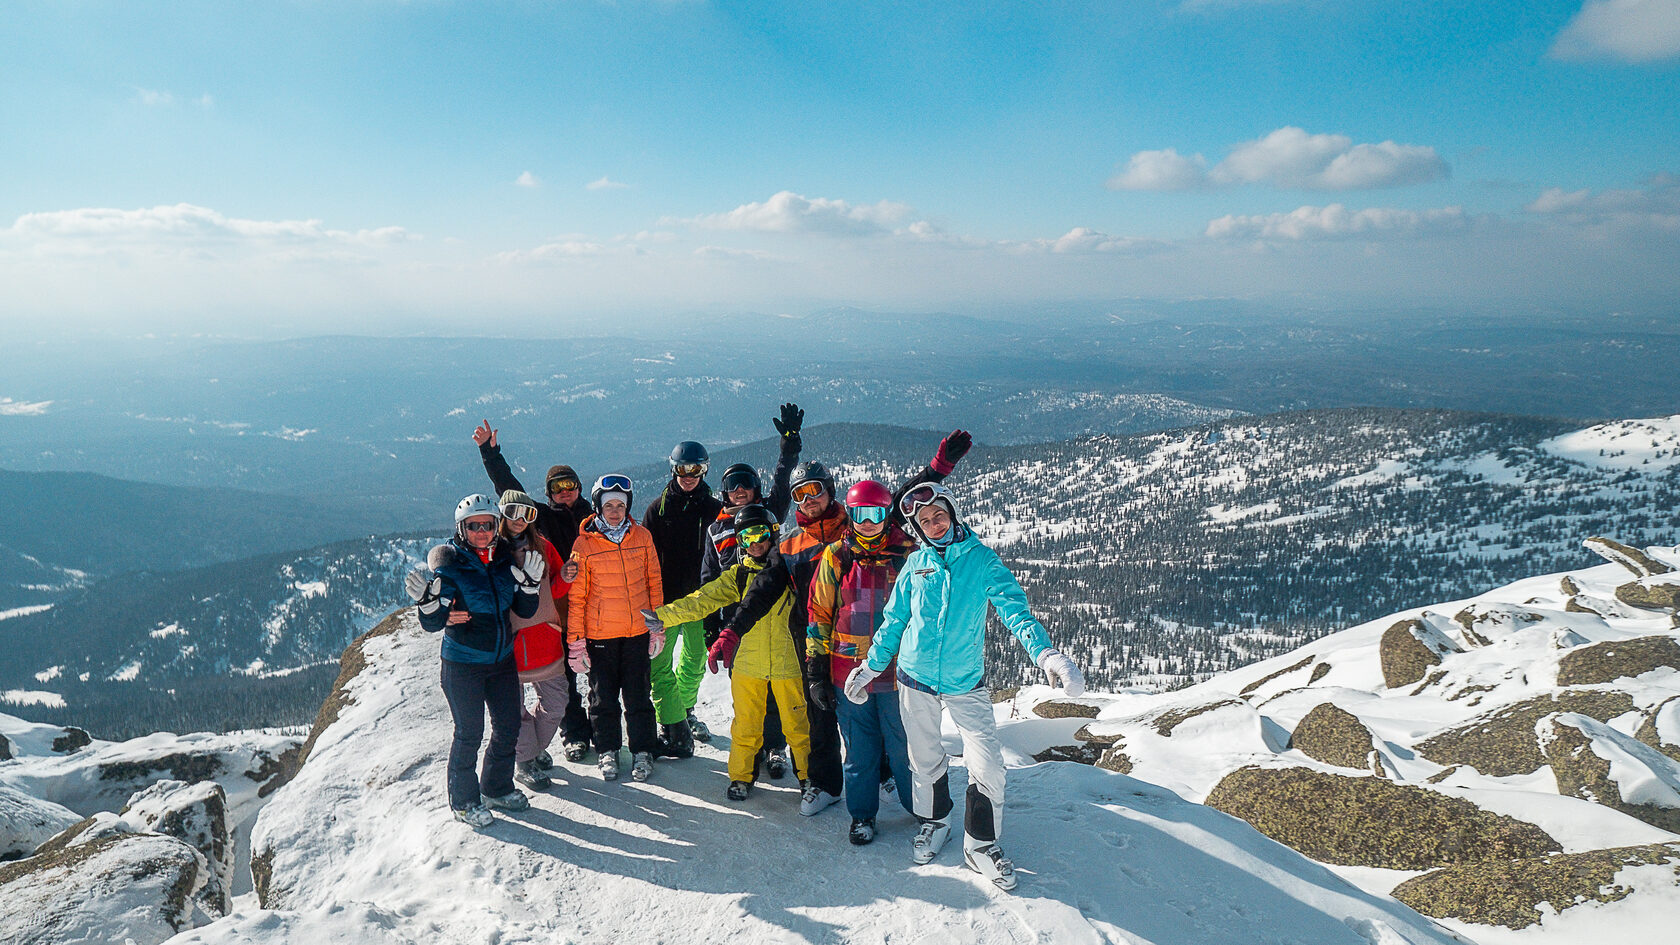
top-left (707, 629), bottom-right (742, 674)
top-left (932, 429), bottom-right (971, 476)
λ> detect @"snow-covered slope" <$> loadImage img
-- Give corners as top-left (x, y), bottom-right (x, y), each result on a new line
top-left (233, 611), bottom-right (1465, 945)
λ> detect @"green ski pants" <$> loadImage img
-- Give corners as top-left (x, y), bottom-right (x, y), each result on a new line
top-left (649, 619), bottom-right (706, 724)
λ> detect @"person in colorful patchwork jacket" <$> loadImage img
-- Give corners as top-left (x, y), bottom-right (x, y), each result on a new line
top-left (843, 483), bottom-right (1085, 891)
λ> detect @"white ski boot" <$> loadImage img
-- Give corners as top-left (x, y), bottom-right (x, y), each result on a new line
top-left (599, 752), bottom-right (620, 781)
top-left (964, 840), bottom-right (1017, 891)
top-left (799, 780), bottom-right (841, 816)
top-left (630, 751), bottom-right (654, 782)
top-left (911, 820), bottom-right (951, 864)
top-left (453, 802), bottom-right (493, 828)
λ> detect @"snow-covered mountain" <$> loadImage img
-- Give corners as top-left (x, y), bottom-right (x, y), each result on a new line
top-left (3, 531), bottom-right (1678, 943)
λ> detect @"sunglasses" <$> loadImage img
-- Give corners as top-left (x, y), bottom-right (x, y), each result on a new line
top-left (547, 479), bottom-right (580, 493)
top-left (500, 504), bottom-right (537, 523)
top-left (792, 481), bottom-right (826, 502)
top-left (672, 463), bottom-right (708, 478)
top-left (848, 505), bottom-right (888, 525)
top-left (463, 520), bottom-right (497, 533)
top-left (598, 474), bottom-right (632, 492)
top-left (737, 525), bottom-right (773, 545)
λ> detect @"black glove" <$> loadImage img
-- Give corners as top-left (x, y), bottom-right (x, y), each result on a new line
top-left (805, 659), bottom-right (834, 712)
top-left (773, 402), bottom-right (804, 439)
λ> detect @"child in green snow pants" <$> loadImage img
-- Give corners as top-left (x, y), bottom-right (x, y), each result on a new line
top-left (649, 618), bottom-right (706, 723)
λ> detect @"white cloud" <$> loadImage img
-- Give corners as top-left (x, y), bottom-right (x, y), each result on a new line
top-left (515, 171), bottom-right (541, 188)
top-left (1551, 0), bottom-right (1680, 62)
top-left (0, 398), bottom-right (52, 416)
top-left (5, 204), bottom-right (416, 260)
top-left (1525, 173), bottom-right (1680, 228)
top-left (586, 176), bottom-right (629, 191)
top-left (680, 191), bottom-right (912, 236)
top-left (694, 245), bottom-right (776, 260)
top-left (1046, 227), bottom-right (1159, 254)
top-left (135, 87), bottom-right (175, 107)
top-left (493, 241), bottom-right (611, 264)
top-left (1107, 149), bottom-right (1209, 191)
top-left (1205, 203), bottom-right (1467, 240)
top-left (196, 94), bottom-right (214, 109)
top-left (1116, 127), bottom-right (1448, 192)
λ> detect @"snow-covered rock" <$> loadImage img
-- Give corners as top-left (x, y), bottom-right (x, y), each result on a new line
top-left (124, 779), bottom-right (235, 913)
top-left (0, 784), bottom-right (79, 860)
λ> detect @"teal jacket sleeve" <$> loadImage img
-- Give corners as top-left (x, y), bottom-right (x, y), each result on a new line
top-left (864, 564), bottom-right (915, 673)
top-left (981, 548), bottom-right (1053, 664)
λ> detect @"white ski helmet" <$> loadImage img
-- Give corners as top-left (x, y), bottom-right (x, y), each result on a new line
top-left (454, 494), bottom-right (501, 539)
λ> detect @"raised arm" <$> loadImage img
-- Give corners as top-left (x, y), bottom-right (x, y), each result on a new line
top-left (764, 402), bottom-right (803, 520)
top-left (473, 419), bottom-right (530, 497)
top-left (888, 429), bottom-right (970, 526)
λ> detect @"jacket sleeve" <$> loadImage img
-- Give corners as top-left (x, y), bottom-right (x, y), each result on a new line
top-left (567, 551), bottom-right (589, 645)
top-left (888, 464), bottom-right (946, 529)
top-left (725, 556), bottom-right (791, 637)
top-left (865, 567), bottom-right (915, 673)
top-left (765, 435), bottom-right (801, 521)
top-left (805, 545), bottom-right (842, 657)
top-left (657, 570), bottom-right (742, 626)
top-left (981, 548), bottom-right (1053, 664)
top-left (700, 523), bottom-right (723, 584)
top-left (417, 573), bottom-right (455, 633)
top-left (510, 578), bottom-right (540, 620)
top-left (479, 442), bottom-right (529, 498)
top-left (642, 531), bottom-right (665, 610)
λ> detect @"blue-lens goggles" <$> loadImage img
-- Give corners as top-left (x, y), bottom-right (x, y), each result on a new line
top-left (848, 505), bottom-right (888, 525)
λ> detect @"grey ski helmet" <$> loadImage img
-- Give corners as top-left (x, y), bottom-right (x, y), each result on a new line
top-left (454, 493), bottom-right (501, 540)
top-left (790, 460), bottom-right (835, 501)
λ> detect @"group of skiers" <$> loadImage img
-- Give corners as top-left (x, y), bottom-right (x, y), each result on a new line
top-left (403, 404), bottom-right (1085, 890)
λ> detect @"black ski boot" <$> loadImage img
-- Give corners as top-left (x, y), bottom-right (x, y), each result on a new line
top-left (658, 720), bottom-right (694, 759)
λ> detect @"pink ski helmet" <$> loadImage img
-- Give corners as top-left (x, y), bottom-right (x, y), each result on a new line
top-left (845, 480), bottom-right (893, 510)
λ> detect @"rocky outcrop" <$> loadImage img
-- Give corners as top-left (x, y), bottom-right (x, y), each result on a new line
top-left (0, 827), bottom-right (217, 944)
top-left (1584, 536), bottom-right (1674, 577)
top-left (1238, 655), bottom-right (1313, 696)
top-left (0, 785), bottom-right (80, 861)
top-left (51, 727), bottom-right (90, 754)
top-left (1204, 766), bottom-right (1558, 870)
top-left (1636, 696), bottom-right (1680, 763)
top-left (1289, 703), bottom-right (1376, 770)
top-left (1392, 842), bottom-right (1680, 929)
top-left (1616, 578), bottom-right (1680, 612)
top-left (1414, 689), bottom-right (1636, 777)
top-left (1150, 699), bottom-right (1247, 736)
top-left (1538, 713), bottom-right (1680, 834)
top-left (1555, 635), bottom-right (1680, 686)
top-left (123, 780), bottom-right (233, 914)
top-left (0, 733), bottom-right (10, 761)
top-left (1380, 619), bottom-right (1461, 689)
top-left (1032, 700), bottom-right (1100, 720)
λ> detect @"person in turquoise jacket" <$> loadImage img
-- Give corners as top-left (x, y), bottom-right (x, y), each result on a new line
top-left (844, 483), bottom-right (1084, 892)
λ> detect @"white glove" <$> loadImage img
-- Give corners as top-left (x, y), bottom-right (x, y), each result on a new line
top-left (843, 664), bottom-right (881, 704)
top-left (1038, 648), bottom-right (1085, 697)
top-left (405, 568), bottom-right (444, 614)
top-left (510, 550), bottom-right (545, 592)
top-left (649, 627), bottom-right (666, 658)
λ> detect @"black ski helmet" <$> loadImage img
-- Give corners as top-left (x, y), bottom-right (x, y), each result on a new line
top-left (719, 462), bottom-right (762, 497)
top-left (590, 474), bottom-right (634, 516)
top-left (790, 460), bottom-right (835, 500)
top-left (669, 441), bottom-right (709, 467)
top-left (732, 503), bottom-right (779, 540)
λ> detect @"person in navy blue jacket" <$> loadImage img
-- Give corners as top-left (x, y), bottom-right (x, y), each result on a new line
top-left (406, 494), bottom-right (546, 827)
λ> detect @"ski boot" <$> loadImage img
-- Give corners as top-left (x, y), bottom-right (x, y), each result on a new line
top-left (687, 709), bottom-right (713, 743)
top-left (514, 759), bottom-right (553, 791)
top-left (630, 751), bottom-right (654, 782)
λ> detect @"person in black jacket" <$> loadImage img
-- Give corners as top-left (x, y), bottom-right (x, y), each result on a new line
top-left (472, 420), bottom-right (594, 762)
top-left (406, 494), bottom-right (545, 827)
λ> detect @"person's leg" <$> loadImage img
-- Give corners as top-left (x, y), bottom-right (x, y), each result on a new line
top-left (877, 687), bottom-right (917, 817)
top-left (897, 685), bottom-right (953, 823)
top-left (587, 638), bottom-right (624, 755)
top-left (728, 674), bottom-right (768, 784)
top-left (481, 660), bottom-right (523, 799)
top-left (770, 676), bottom-right (812, 779)
top-left (439, 659), bottom-right (487, 811)
top-left (835, 685), bottom-right (882, 822)
top-left (557, 609), bottom-right (593, 749)
top-left (943, 687), bottom-right (1006, 846)
top-left (762, 688), bottom-right (786, 750)
top-left (622, 635), bottom-right (660, 756)
top-left (671, 619), bottom-right (707, 712)
top-left (804, 685), bottom-right (845, 798)
top-left (517, 674), bottom-right (569, 762)
top-left (647, 622), bottom-right (687, 725)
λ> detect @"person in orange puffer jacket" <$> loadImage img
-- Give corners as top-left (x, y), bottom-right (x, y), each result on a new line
top-left (567, 474), bottom-right (665, 783)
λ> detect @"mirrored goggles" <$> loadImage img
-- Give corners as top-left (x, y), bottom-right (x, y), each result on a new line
top-left (737, 525), bottom-right (773, 545)
top-left (899, 483), bottom-right (943, 517)
top-left (463, 520), bottom-right (497, 533)
top-left (721, 472), bottom-right (759, 493)
top-left (792, 481), bottom-right (826, 502)
top-left (848, 505), bottom-right (888, 525)
top-left (598, 474), bottom-right (632, 492)
top-left (500, 504), bottom-right (538, 524)
top-left (672, 463), bottom-right (708, 478)
top-left (547, 479), bottom-right (580, 494)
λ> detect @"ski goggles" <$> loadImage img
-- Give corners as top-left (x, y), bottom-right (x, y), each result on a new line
top-left (672, 463), bottom-right (708, 478)
top-left (721, 470), bottom-right (759, 492)
top-left (848, 505), bottom-right (888, 525)
top-left (597, 474), bottom-right (632, 492)
top-left (499, 503), bottom-right (538, 524)
top-left (737, 525), bottom-right (774, 545)
top-left (462, 520), bottom-right (497, 533)
top-left (899, 483), bottom-right (950, 518)
top-left (546, 478), bottom-right (580, 494)
top-left (791, 480), bottom-right (827, 502)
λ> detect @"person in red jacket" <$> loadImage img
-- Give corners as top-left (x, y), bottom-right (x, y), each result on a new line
top-left (567, 475), bottom-right (665, 783)
top-left (497, 491), bottom-right (573, 792)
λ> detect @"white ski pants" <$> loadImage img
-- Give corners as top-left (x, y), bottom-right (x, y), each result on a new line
top-left (898, 683), bottom-right (1006, 843)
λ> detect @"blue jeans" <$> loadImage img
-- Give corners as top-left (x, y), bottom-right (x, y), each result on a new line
top-left (440, 657), bottom-right (522, 810)
top-left (834, 683), bottom-right (915, 821)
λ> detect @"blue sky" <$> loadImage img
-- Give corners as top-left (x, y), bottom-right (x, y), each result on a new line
top-left (1, 0), bottom-right (1676, 335)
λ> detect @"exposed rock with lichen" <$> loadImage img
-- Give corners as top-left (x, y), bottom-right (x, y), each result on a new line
top-left (1096, 746), bottom-right (1133, 773)
top-left (1150, 699), bottom-right (1246, 736)
top-left (1381, 619), bottom-right (1461, 689)
top-left (1636, 696), bottom-right (1680, 763)
top-left (1238, 655), bottom-right (1313, 696)
top-left (1074, 725), bottom-right (1122, 748)
top-left (1032, 700), bottom-right (1100, 720)
top-left (122, 780), bottom-right (233, 914)
top-left (1289, 703), bottom-right (1375, 770)
top-left (1204, 766), bottom-right (1559, 870)
top-left (1415, 689), bottom-right (1636, 777)
top-left (1538, 713), bottom-right (1680, 834)
top-left (1585, 537), bottom-right (1674, 577)
top-left (1566, 597), bottom-right (1603, 616)
top-left (0, 733), bottom-right (10, 761)
top-left (51, 728), bottom-right (90, 754)
top-left (1032, 743), bottom-right (1105, 765)
top-left (1556, 635), bottom-right (1680, 686)
top-left (0, 827), bottom-right (217, 944)
top-left (990, 686), bottom-right (1019, 704)
top-left (1617, 579), bottom-right (1680, 612)
top-left (1308, 663), bottom-right (1331, 684)
top-left (1392, 842), bottom-right (1680, 929)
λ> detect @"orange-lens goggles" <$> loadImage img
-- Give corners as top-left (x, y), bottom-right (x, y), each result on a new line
top-left (792, 481), bottom-right (826, 502)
